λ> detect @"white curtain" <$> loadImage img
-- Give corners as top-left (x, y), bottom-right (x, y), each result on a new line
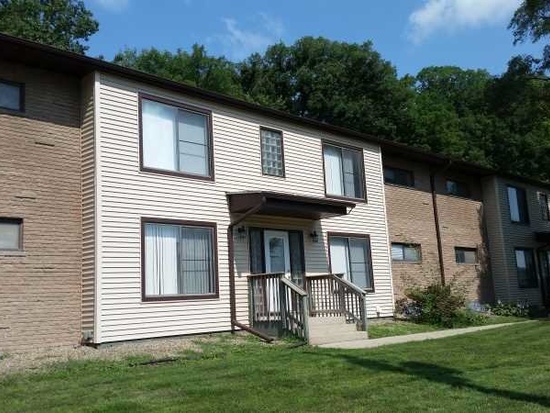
top-left (145, 223), bottom-right (179, 296)
top-left (142, 99), bottom-right (178, 171)
top-left (391, 244), bottom-right (403, 261)
top-left (329, 237), bottom-right (350, 279)
top-left (180, 227), bottom-right (213, 294)
top-left (324, 146), bottom-right (343, 196)
top-left (178, 111), bottom-right (208, 176)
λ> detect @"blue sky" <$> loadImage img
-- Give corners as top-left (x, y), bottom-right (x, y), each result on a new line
top-left (86, 0), bottom-right (543, 77)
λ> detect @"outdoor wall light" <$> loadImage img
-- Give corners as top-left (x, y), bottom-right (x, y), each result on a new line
top-left (310, 231), bottom-right (319, 243)
top-left (236, 226), bottom-right (247, 241)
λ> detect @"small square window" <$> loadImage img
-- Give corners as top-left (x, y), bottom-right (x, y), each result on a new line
top-left (391, 243), bottom-right (421, 262)
top-left (0, 80), bottom-right (23, 112)
top-left (446, 179), bottom-right (470, 198)
top-left (0, 218), bottom-right (23, 251)
top-left (384, 167), bottom-right (414, 187)
top-left (455, 247), bottom-right (477, 264)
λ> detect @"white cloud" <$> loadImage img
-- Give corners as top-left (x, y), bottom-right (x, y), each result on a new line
top-left (214, 13), bottom-right (284, 60)
top-left (408, 0), bottom-right (521, 44)
top-left (93, 0), bottom-right (129, 12)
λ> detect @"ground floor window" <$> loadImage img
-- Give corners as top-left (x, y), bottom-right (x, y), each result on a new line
top-left (328, 233), bottom-right (374, 291)
top-left (142, 219), bottom-right (218, 300)
top-left (0, 218), bottom-right (22, 251)
top-left (391, 243), bottom-right (421, 262)
top-left (515, 248), bottom-right (538, 289)
top-left (455, 247), bottom-right (478, 264)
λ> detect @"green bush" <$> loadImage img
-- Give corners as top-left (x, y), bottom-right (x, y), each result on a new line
top-left (486, 300), bottom-right (531, 318)
top-left (397, 283), bottom-right (486, 328)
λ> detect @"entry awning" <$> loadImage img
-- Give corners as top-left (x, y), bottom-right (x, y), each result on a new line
top-left (535, 232), bottom-right (550, 243)
top-left (227, 191), bottom-right (355, 220)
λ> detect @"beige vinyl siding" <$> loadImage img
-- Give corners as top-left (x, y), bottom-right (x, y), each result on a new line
top-left (483, 175), bottom-right (549, 304)
top-left (81, 73), bottom-right (96, 335)
top-left (94, 73), bottom-right (393, 343)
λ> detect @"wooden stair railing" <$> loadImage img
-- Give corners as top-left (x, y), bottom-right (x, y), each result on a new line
top-left (248, 273), bottom-right (309, 340)
top-left (305, 273), bottom-right (367, 331)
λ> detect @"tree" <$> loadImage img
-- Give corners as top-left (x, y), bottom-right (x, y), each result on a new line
top-left (509, 0), bottom-right (550, 71)
top-left (239, 37), bottom-right (414, 140)
top-left (0, 0), bottom-right (98, 53)
top-left (113, 45), bottom-right (244, 98)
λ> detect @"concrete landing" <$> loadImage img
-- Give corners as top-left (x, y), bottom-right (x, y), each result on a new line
top-left (317, 321), bottom-right (533, 349)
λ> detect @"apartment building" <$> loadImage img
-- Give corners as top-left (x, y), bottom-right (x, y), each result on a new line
top-left (0, 34), bottom-right (548, 350)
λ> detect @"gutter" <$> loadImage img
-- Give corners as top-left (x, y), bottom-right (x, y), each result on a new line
top-left (227, 196), bottom-right (273, 342)
top-left (430, 160), bottom-right (452, 285)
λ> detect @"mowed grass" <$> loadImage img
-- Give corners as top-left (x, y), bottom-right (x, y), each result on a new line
top-left (2, 321), bottom-right (550, 413)
top-left (368, 316), bottom-right (527, 338)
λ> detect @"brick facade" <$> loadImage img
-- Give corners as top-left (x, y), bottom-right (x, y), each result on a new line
top-left (0, 62), bottom-right (82, 352)
top-left (384, 156), bottom-right (493, 305)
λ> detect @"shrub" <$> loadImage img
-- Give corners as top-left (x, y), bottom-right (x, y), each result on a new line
top-left (397, 282), bottom-right (486, 328)
top-left (486, 300), bottom-right (531, 318)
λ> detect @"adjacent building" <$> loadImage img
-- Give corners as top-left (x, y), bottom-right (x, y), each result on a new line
top-left (0, 34), bottom-right (549, 350)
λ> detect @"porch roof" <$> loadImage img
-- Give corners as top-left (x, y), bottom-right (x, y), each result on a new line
top-left (227, 191), bottom-right (355, 220)
top-left (535, 232), bottom-right (550, 243)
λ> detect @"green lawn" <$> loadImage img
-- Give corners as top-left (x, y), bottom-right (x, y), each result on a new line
top-left (2, 322), bottom-right (550, 412)
top-left (368, 316), bottom-right (527, 338)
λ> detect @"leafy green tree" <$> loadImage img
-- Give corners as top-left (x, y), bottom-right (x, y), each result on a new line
top-left (239, 37), bottom-right (414, 140)
top-left (113, 45), bottom-right (244, 97)
top-left (509, 0), bottom-right (550, 70)
top-left (0, 0), bottom-right (98, 53)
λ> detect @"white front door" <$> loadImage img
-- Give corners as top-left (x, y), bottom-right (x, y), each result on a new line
top-left (264, 230), bottom-right (291, 277)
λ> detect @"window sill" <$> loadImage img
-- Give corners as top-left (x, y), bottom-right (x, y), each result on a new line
top-left (0, 251), bottom-right (26, 257)
top-left (142, 294), bottom-right (219, 302)
top-left (325, 194), bottom-right (367, 204)
top-left (392, 260), bottom-right (422, 264)
top-left (384, 182), bottom-right (416, 190)
top-left (140, 167), bottom-right (214, 182)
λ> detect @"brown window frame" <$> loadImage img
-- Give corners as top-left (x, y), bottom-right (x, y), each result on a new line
top-left (322, 141), bottom-right (367, 203)
top-left (507, 185), bottom-right (530, 225)
top-left (454, 247), bottom-right (478, 265)
top-left (0, 79), bottom-right (25, 113)
top-left (445, 179), bottom-right (471, 198)
top-left (327, 232), bottom-right (375, 292)
top-left (514, 247), bottom-right (538, 289)
top-left (384, 166), bottom-right (415, 188)
top-left (540, 193), bottom-right (550, 221)
top-left (141, 217), bottom-right (219, 302)
top-left (260, 127), bottom-right (286, 178)
top-left (138, 93), bottom-right (215, 181)
top-left (0, 217), bottom-right (23, 251)
top-left (391, 242), bottom-right (422, 263)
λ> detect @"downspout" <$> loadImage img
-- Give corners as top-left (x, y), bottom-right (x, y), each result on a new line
top-left (430, 160), bottom-right (452, 285)
top-left (227, 196), bottom-right (274, 342)
top-left (536, 243), bottom-right (550, 308)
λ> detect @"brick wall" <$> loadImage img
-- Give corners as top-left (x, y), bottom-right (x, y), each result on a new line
top-left (384, 156), bottom-right (492, 306)
top-left (0, 62), bottom-right (82, 352)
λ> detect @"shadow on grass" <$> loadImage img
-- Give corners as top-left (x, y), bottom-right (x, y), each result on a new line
top-left (320, 353), bottom-right (550, 409)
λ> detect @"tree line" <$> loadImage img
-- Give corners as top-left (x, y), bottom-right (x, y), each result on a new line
top-left (1, 0), bottom-right (549, 181)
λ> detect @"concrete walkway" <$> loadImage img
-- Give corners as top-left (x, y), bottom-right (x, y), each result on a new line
top-left (318, 321), bottom-right (533, 349)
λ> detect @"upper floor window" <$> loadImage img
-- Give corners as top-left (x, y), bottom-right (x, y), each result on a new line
top-left (446, 179), bottom-right (470, 198)
top-left (328, 234), bottom-right (374, 291)
top-left (141, 96), bottom-right (213, 179)
top-left (0, 218), bottom-right (22, 251)
top-left (515, 248), bottom-right (538, 288)
top-left (455, 247), bottom-right (477, 264)
top-left (539, 193), bottom-right (549, 221)
top-left (507, 185), bottom-right (529, 224)
top-left (384, 166), bottom-right (414, 187)
top-left (143, 219), bottom-right (218, 300)
top-left (0, 80), bottom-right (23, 112)
top-left (260, 128), bottom-right (284, 177)
top-left (391, 243), bottom-right (421, 262)
top-left (323, 142), bottom-right (365, 200)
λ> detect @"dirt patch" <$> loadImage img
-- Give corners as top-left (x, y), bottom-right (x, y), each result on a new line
top-left (0, 333), bottom-right (252, 376)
